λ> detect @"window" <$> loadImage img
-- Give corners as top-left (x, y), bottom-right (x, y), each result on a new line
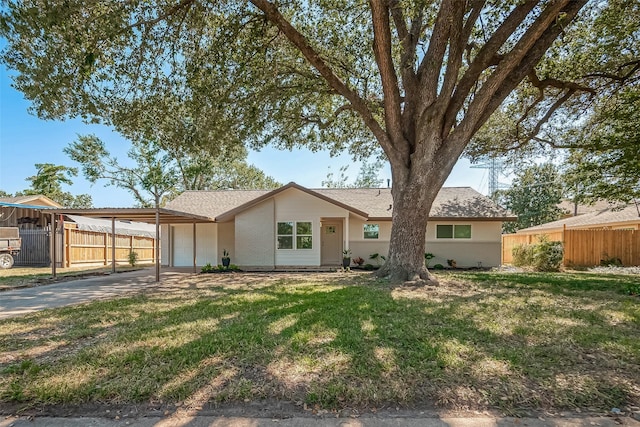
top-left (277, 221), bottom-right (293, 249)
top-left (436, 224), bottom-right (471, 239)
top-left (277, 221), bottom-right (313, 249)
top-left (296, 222), bottom-right (312, 249)
top-left (364, 223), bottom-right (379, 239)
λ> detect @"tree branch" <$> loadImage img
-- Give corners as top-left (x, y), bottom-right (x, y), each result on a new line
top-left (370, 0), bottom-right (404, 144)
top-left (584, 59), bottom-right (640, 82)
top-left (454, 0), bottom-right (582, 141)
top-left (126, 0), bottom-right (196, 30)
top-left (445, 0), bottom-right (539, 130)
top-left (248, 0), bottom-right (403, 165)
top-left (416, 0), bottom-right (455, 106)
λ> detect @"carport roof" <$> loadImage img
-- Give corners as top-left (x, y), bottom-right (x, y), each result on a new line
top-left (47, 207), bottom-right (215, 224)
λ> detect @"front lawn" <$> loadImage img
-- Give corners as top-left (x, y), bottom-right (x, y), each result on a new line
top-left (0, 271), bottom-right (638, 414)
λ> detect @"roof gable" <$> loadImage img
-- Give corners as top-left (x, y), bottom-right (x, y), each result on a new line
top-left (166, 183), bottom-right (513, 222)
top-left (0, 194), bottom-right (62, 208)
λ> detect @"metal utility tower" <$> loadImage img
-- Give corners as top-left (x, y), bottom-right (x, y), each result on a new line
top-left (470, 157), bottom-right (507, 197)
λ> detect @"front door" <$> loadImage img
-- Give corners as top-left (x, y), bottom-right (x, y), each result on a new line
top-left (321, 222), bottom-right (342, 265)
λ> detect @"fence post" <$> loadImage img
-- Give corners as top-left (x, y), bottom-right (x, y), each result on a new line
top-left (562, 224), bottom-right (567, 266)
top-left (104, 232), bottom-right (108, 265)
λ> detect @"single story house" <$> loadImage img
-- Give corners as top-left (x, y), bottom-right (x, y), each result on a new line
top-left (162, 182), bottom-right (514, 270)
top-left (518, 202), bottom-right (640, 234)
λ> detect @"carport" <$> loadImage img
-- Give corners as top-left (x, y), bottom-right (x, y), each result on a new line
top-left (48, 207), bottom-right (215, 282)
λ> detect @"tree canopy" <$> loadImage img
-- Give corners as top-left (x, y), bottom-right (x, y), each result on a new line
top-left (65, 135), bottom-right (281, 208)
top-left (18, 163), bottom-right (93, 208)
top-left (2, 0), bottom-right (631, 282)
top-left (497, 163), bottom-right (565, 234)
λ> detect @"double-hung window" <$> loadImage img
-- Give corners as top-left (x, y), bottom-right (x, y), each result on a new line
top-left (277, 221), bottom-right (313, 249)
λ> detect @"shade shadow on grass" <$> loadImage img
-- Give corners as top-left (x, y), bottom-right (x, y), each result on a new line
top-left (0, 272), bottom-right (638, 413)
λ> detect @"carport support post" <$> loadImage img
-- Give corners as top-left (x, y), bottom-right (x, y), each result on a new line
top-left (50, 213), bottom-right (57, 279)
top-left (111, 217), bottom-right (116, 274)
top-left (155, 196), bottom-right (160, 282)
top-left (192, 222), bottom-right (197, 273)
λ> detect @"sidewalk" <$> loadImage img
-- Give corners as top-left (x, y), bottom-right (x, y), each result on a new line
top-left (1, 414), bottom-right (638, 427)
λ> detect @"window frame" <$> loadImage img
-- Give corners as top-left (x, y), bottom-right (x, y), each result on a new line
top-left (277, 220), bottom-right (313, 250)
top-left (436, 224), bottom-right (472, 239)
top-left (363, 223), bottom-right (380, 239)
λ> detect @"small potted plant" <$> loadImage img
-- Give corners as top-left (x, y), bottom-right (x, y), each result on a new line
top-left (447, 259), bottom-right (457, 269)
top-left (352, 256), bottom-right (365, 267)
top-left (424, 252), bottom-right (435, 268)
top-left (221, 249), bottom-right (231, 269)
top-left (342, 249), bottom-right (352, 268)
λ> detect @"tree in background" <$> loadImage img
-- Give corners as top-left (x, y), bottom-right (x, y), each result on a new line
top-left (3, 1), bottom-right (629, 283)
top-left (322, 160), bottom-right (385, 189)
top-left (65, 135), bottom-right (280, 207)
top-left (17, 163), bottom-right (92, 208)
top-left (562, 88), bottom-right (640, 206)
top-left (497, 164), bottom-right (565, 234)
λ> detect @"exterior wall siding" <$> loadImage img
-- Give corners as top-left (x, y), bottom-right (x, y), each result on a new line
top-left (348, 218), bottom-right (391, 264)
top-left (425, 221), bottom-right (502, 267)
top-left (161, 224), bottom-right (169, 266)
top-left (196, 223), bottom-right (217, 266)
top-left (235, 199), bottom-right (274, 267)
top-left (172, 224), bottom-right (194, 266)
top-left (217, 222), bottom-right (235, 264)
top-left (275, 189), bottom-right (348, 266)
top-left (169, 223), bottom-right (218, 267)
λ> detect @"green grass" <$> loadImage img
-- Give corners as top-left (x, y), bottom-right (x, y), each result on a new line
top-left (0, 271), bottom-right (638, 413)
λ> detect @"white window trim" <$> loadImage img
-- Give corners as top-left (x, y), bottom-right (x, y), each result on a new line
top-left (277, 220), bottom-right (313, 250)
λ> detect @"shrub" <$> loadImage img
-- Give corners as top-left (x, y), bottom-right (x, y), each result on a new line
top-left (532, 238), bottom-right (563, 272)
top-left (363, 263), bottom-right (375, 270)
top-left (512, 236), bottom-right (563, 272)
top-left (600, 254), bottom-right (623, 267)
top-left (424, 252), bottom-right (435, 267)
top-left (433, 263), bottom-right (444, 270)
top-left (201, 263), bottom-right (215, 273)
top-left (128, 251), bottom-right (139, 267)
top-left (512, 244), bottom-right (535, 267)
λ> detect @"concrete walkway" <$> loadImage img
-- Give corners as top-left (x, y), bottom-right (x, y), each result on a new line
top-left (1, 414), bottom-right (638, 427)
top-left (0, 269), bottom-right (191, 319)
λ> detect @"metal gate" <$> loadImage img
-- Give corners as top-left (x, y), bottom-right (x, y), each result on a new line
top-left (14, 228), bottom-right (63, 267)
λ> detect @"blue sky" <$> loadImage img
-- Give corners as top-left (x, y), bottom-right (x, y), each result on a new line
top-left (0, 62), bottom-right (490, 208)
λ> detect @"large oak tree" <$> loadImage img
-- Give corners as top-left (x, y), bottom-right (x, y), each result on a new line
top-left (3, 0), bottom-right (624, 283)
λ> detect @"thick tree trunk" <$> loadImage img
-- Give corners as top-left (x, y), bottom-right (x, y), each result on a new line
top-left (376, 187), bottom-right (438, 285)
top-left (375, 150), bottom-right (452, 285)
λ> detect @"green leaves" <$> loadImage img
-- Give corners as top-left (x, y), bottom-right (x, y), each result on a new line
top-left (497, 163), bottom-right (565, 234)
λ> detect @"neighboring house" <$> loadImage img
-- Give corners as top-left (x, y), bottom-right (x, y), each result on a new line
top-left (0, 195), bottom-right (61, 228)
top-left (163, 182), bottom-right (515, 270)
top-left (518, 202), bottom-right (640, 234)
top-left (557, 199), bottom-right (615, 218)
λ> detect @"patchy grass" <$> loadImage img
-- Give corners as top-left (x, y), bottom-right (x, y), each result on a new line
top-left (0, 271), bottom-right (638, 414)
top-left (0, 265), bottom-right (152, 291)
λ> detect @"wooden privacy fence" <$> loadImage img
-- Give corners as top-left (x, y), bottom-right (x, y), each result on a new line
top-left (63, 227), bottom-right (156, 267)
top-left (502, 228), bottom-right (640, 267)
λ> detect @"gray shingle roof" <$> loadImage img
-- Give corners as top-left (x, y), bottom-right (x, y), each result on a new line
top-left (166, 183), bottom-right (513, 221)
top-left (519, 203), bottom-right (640, 232)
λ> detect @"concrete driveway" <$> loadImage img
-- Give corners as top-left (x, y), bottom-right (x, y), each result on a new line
top-left (0, 269), bottom-right (192, 320)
